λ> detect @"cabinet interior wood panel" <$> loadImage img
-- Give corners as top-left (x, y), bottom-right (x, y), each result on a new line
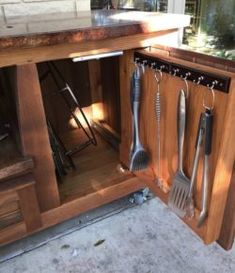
top-left (0, 192), bottom-right (22, 230)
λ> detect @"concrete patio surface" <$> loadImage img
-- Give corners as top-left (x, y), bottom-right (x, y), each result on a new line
top-left (0, 198), bottom-right (234, 273)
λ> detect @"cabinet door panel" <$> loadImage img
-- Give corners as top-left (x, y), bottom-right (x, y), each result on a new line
top-left (119, 49), bottom-right (235, 244)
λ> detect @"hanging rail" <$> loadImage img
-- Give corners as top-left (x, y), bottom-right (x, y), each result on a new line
top-left (134, 52), bottom-right (231, 93)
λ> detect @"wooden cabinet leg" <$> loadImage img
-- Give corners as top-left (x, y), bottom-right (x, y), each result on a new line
top-left (16, 64), bottom-right (60, 211)
top-left (17, 183), bottom-right (42, 233)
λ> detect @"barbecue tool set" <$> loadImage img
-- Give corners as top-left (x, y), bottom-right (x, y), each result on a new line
top-left (129, 58), bottom-right (216, 226)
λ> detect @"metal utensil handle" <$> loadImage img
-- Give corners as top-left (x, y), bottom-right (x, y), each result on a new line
top-left (177, 89), bottom-right (186, 172)
top-left (188, 113), bottom-right (204, 197)
top-left (205, 110), bottom-right (213, 155)
top-left (133, 71), bottom-right (142, 147)
top-left (133, 69), bottom-right (141, 102)
top-left (130, 73), bottom-right (135, 113)
top-left (155, 90), bottom-right (161, 177)
top-left (198, 110), bottom-right (213, 226)
top-left (198, 155), bottom-right (209, 226)
top-left (130, 73), bottom-right (136, 155)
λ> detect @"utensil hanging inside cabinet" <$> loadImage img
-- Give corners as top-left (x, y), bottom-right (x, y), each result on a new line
top-left (168, 88), bottom-right (190, 218)
top-left (152, 65), bottom-right (165, 191)
top-left (129, 62), bottom-right (149, 172)
top-left (134, 52), bottom-right (231, 93)
top-left (185, 84), bottom-right (215, 226)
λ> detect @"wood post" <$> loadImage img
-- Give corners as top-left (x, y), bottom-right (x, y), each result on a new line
top-left (16, 64), bottom-right (60, 211)
top-left (17, 182), bottom-right (42, 232)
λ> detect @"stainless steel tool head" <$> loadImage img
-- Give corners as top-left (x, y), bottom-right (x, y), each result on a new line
top-left (129, 146), bottom-right (149, 172)
top-left (168, 89), bottom-right (190, 218)
top-left (168, 172), bottom-right (190, 218)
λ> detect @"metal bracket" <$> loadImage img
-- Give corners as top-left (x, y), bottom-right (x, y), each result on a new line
top-left (134, 52), bottom-right (231, 93)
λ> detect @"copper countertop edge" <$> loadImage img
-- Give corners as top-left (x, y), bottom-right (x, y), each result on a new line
top-left (0, 23), bottom-right (183, 51)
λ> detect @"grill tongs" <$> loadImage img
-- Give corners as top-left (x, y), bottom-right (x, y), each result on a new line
top-left (185, 108), bottom-right (213, 227)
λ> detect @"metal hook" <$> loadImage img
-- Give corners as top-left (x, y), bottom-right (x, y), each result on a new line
top-left (193, 76), bottom-right (204, 85)
top-left (133, 60), bottom-right (142, 78)
top-left (140, 60), bottom-right (147, 74)
top-left (171, 68), bottom-right (179, 77)
top-left (206, 80), bottom-right (218, 91)
top-left (134, 58), bottom-right (139, 65)
top-left (134, 58), bottom-right (140, 71)
top-left (133, 58), bottom-right (145, 78)
top-left (203, 82), bottom-right (216, 111)
top-left (142, 60), bottom-right (148, 66)
top-left (154, 69), bottom-right (162, 84)
top-left (181, 72), bottom-right (191, 98)
top-left (151, 62), bottom-right (156, 69)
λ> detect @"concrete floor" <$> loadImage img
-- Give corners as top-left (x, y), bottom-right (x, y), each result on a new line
top-left (0, 198), bottom-right (234, 273)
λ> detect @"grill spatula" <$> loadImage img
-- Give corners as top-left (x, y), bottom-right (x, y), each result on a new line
top-left (168, 89), bottom-right (190, 218)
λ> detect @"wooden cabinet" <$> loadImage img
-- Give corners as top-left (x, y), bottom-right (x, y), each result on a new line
top-left (0, 46), bottom-right (234, 250)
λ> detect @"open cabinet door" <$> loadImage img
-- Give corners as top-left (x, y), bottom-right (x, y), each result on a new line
top-left (119, 49), bottom-right (235, 246)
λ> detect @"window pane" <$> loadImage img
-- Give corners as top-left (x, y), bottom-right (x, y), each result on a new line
top-left (91, 0), bottom-right (168, 12)
top-left (183, 0), bottom-right (235, 60)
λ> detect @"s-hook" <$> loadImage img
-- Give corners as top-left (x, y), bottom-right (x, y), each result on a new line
top-left (134, 58), bottom-right (146, 76)
top-left (181, 72), bottom-right (191, 98)
top-left (203, 81), bottom-right (217, 111)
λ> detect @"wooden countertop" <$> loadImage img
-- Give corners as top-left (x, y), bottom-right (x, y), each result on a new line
top-left (0, 10), bottom-right (190, 50)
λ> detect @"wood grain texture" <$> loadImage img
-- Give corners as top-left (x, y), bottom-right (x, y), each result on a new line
top-left (119, 50), bottom-right (134, 166)
top-left (0, 211), bottom-right (22, 230)
top-left (100, 57), bottom-right (121, 134)
top-left (217, 164), bottom-right (235, 250)
top-left (119, 49), bottom-right (234, 244)
top-left (0, 175), bottom-right (35, 195)
top-left (0, 175), bottom-right (41, 232)
top-left (39, 60), bottom-right (91, 135)
top-left (0, 192), bottom-right (18, 212)
top-left (44, 176), bottom-right (145, 227)
top-left (0, 192), bottom-right (22, 230)
top-left (0, 175), bottom-right (145, 246)
top-left (0, 68), bottom-right (21, 150)
top-left (88, 59), bottom-right (105, 121)
top-left (0, 132), bottom-right (22, 177)
top-left (205, 79), bottom-right (235, 244)
top-left (16, 64), bottom-right (60, 211)
top-left (0, 30), bottom-right (177, 68)
top-left (0, 222), bottom-right (27, 246)
top-left (0, 157), bottom-right (34, 182)
top-left (59, 131), bottom-right (128, 202)
top-left (18, 183), bottom-right (42, 233)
